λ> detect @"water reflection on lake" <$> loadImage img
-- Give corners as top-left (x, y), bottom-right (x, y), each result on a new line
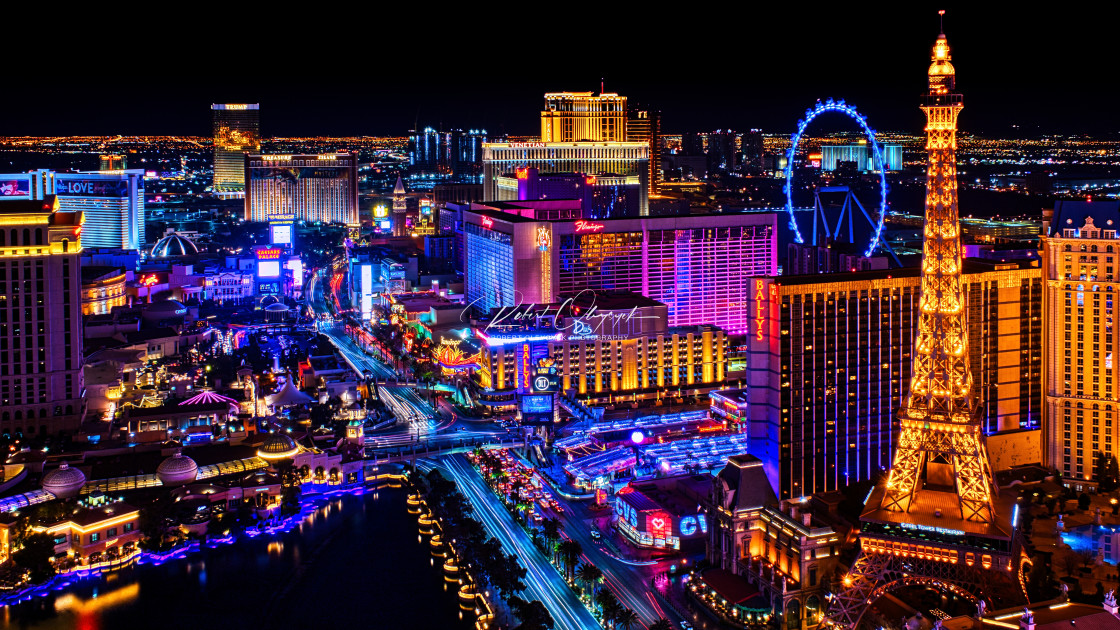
top-left (1, 486), bottom-right (469, 630)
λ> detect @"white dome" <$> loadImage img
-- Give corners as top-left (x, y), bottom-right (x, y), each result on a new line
top-left (152, 233), bottom-right (199, 257)
top-left (157, 452), bottom-right (199, 486)
top-left (42, 462), bottom-right (86, 499)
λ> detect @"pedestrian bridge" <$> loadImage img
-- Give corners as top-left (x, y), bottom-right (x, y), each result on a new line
top-left (368, 436), bottom-right (523, 464)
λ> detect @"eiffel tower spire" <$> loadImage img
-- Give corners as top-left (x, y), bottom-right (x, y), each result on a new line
top-left (826, 19), bottom-right (1027, 629)
top-left (877, 24), bottom-right (999, 525)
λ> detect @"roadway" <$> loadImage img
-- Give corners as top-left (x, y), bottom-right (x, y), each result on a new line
top-left (307, 268), bottom-right (505, 450)
top-left (435, 455), bottom-right (602, 630)
top-left (508, 449), bottom-right (684, 628)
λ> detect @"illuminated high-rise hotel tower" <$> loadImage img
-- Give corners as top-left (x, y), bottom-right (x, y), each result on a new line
top-left (212, 104), bottom-right (260, 193)
top-left (540, 92), bottom-right (627, 142)
top-left (827, 20), bottom-right (1026, 628)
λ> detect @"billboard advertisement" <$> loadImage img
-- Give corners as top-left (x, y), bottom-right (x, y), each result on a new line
top-left (0, 179), bottom-right (30, 197)
top-left (258, 260), bottom-right (281, 278)
top-left (520, 394), bottom-right (553, 414)
top-left (270, 224), bottom-right (293, 245)
top-left (55, 179), bottom-right (130, 197)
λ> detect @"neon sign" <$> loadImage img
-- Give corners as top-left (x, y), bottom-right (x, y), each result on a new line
top-left (140, 274), bottom-right (159, 287)
top-left (900, 522), bottom-right (964, 536)
top-left (508, 142), bottom-right (546, 149)
top-left (475, 329), bottom-right (563, 348)
top-left (575, 221), bottom-right (605, 233)
top-left (537, 226), bottom-right (551, 252)
top-left (648, 512), bottom-right (672, 539)
top-left (256, 248), bottom-right (282, 260)
top-left (481, 217), bottom-right (494, 229)
top-left (754, 280), bottom-right (766, 341)
top-left (679, 514), bottom-right (709, 537)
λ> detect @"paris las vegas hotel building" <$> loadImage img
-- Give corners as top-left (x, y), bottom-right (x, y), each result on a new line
top-left (1042, 200), bottom-right (1120, 483)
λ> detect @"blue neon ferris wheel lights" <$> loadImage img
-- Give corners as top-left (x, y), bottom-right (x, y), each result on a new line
top-left (784, 98), bottom-right (889, 258)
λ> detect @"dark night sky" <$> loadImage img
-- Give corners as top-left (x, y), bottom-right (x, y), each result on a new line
top-left (2, 6), bottom-right (1115, 138)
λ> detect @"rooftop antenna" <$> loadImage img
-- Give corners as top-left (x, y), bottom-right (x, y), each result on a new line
top-left (601, 77), bottom-right (604, 95)
top-left (938, 9), bottom-right (945, 33)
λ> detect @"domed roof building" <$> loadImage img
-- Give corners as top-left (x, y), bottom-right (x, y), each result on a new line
top-left (264, 301), bottom-right (290, 323)
top-left (157, 451), bottom-right (199, 486)
top-left (257, 432), bottom-right (299, 462)
top-left (142, 299), bottom-right (189, 325)
top-left (152, 233), bottom-right (199, 258)
top-left (41, 462), bottom-right (87, 499)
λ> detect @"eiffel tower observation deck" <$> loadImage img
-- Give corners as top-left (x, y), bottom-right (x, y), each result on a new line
top-left (827, 15), bottom-right (1028, 629)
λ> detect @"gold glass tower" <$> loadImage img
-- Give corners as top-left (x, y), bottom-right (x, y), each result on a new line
top-left (540, 92), bottom-right (627, 142)
top-left (212, 104), bottom-right (260, 193)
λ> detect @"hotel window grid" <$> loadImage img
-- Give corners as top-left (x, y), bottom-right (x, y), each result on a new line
top-left (766, 266), bottom-right (1043, 500)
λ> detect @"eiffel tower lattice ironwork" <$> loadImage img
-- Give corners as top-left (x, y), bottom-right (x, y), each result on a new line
top-left (825, 17), bottom-right (1027, 629)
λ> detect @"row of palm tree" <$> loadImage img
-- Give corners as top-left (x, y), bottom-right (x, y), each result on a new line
top-left (593, 588), bottom-right (641, 630)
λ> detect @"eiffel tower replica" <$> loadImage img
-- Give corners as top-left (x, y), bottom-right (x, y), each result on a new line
top-left (827, 17), bottom-right (1028, 629)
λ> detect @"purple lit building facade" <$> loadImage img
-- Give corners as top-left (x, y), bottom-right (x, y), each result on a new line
top-left (462, 202), bottom-right (777, 335)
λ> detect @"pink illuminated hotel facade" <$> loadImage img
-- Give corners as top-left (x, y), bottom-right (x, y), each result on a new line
top-left (461, 200), bottom-right (778, 335)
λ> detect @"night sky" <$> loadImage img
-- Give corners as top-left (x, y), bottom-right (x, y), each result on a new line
top-left (2, 6), bottom-right (1113, 138)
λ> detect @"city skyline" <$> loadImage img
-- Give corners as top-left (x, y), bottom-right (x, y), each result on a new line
top-left (0, 7), bottom-right (1114, 630)
top-left (2, 7), bottom-right (1117, 137)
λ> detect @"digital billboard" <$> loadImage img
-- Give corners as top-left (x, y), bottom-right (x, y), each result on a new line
top-left (258, 260), bottom-right (281, 278)
top-left (0, 179), bottom-right (30, 197)
top-left (271, 224), bottom-right (292, 245)
top-left (286, 259), bottom-right (304, 288)
top-left (520, 394), bottom-right (553, 414)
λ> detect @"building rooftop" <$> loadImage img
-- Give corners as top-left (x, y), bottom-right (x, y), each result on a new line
top-left (81, 266), bottom-right (125, 284)
top-left (465, 205), bottom-right (776, 225)
top-left (860, 485), bottom-right (1016, 540)
top-left (49, 502), bottom-right (139, 529)
top-left (696, 568), bottom-right (767, 607)
top-left (127, 400), bottom-right (233, 418)
top-left (617, 488), bottom-right (662, 512)
top-left (774, 257), bottom-right (1039, 288)
top-left (0, 196), bottom-right (60, 215)
top-left (710, 388), bottom-right (749, 406)
top-left (716, 454), bottom-right (778, 514)
top-left (1048, 200), bottom-right (1120, 237)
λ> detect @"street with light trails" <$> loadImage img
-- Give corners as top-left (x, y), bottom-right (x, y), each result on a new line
top-left (435, 455), bottom-right (602, 630)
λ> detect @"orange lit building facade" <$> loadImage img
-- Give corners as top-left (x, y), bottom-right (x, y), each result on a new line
top-left (81, 267), bottom-right (126, 315)
top-left (35, 502), bottom-right (141, 561)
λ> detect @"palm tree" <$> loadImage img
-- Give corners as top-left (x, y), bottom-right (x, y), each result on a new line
top-left (576, 562), bottom-right (603, 597)
top-left (596, 589), bottom-right (620, 627)
top-left (614, 608), bottom-right (639, 630)
top-left (558, 539), bottom-right (583, 581)
top-left (649, 619), bottom-right (673, 630)
top-left (542, 518), bottom-right (561, 559)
